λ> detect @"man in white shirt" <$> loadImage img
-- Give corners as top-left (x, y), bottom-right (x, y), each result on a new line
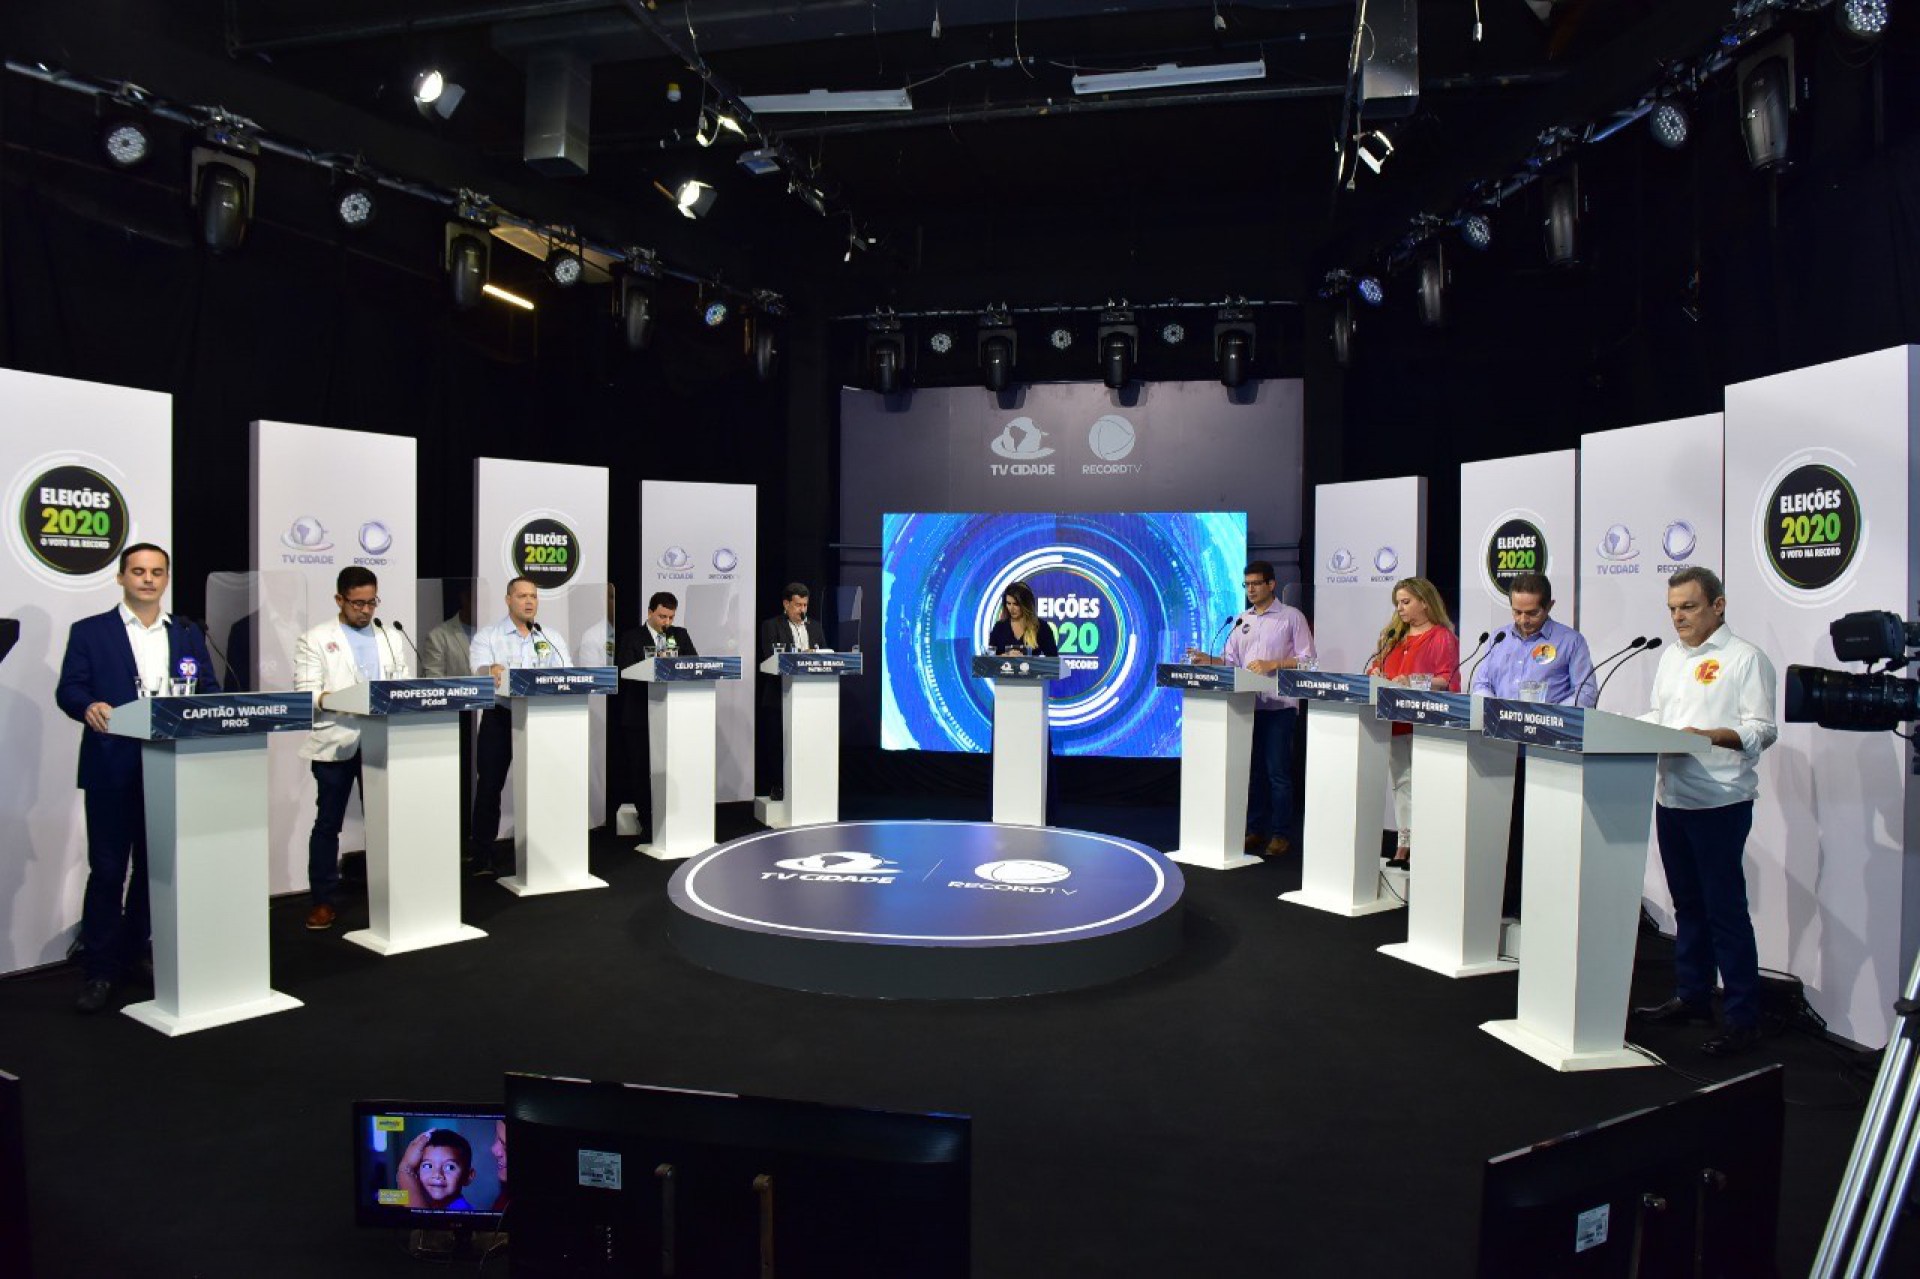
top-left (467, 577), bottom-right (571, 874)
top-left (1631, 566), bottom-right (1779, 1057)
top-left (293, 567), bottom-right (410, 930)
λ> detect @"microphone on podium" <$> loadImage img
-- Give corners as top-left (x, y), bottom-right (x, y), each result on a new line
top-left (384, 618), bottom-right (423, 661)
top-left (186, 618), bottom-right (240, 691)
top-left (1458, 630), bottom-right (1493, 677)
top-left (1595, 637), bottom-right (1662, 706)
top-left (1464, 631), bottom-right (1502, 686)
top-left (1575, 636), bottom-right (1648, 706)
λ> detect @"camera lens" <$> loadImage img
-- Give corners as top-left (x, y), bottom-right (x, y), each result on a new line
top-left (1784, 664), bottom-right (1920, 731)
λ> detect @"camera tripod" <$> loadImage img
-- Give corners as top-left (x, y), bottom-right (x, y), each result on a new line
top-left (1812, 948), bottom-right (1920, 1277)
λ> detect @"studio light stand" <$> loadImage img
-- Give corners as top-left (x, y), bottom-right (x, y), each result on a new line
top-left (1812, 947), bottom-right (1920, 1277)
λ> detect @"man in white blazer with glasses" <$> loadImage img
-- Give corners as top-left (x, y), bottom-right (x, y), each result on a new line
top-left (294, 566), bottom-right (410, 931)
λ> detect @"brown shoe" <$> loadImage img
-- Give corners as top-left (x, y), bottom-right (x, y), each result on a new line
top-left (1264, 837), bottom-right (1292, 857)
top-left (305, 902), bottom-right (337, 931)
top-left (1243, 833), bottom-right (1265, 851)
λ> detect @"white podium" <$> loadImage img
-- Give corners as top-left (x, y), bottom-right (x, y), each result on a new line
top-left (329, 677), bottom-right (495, 955)
top-left (1372, 689), bottom-right (1519, 978)
top-left (625, 655), bottom-right (743, 860)
top-left (1476, 700), bottom-right (1715, 1071)
top-left (973, 654), bottom-right (1061, 826)
top-left (753, 651), bottom-right (861, 829)
top-left (1278, 671), bottom-right (1403, 916)
top-left (494, 667), bottom-right (617, 896)
top-left (1157, 662), bottom-right (1278, 870)
top-left (108, 693), bottom-right (312, 1036)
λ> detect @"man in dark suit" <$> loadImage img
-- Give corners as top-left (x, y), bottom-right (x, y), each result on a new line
top-left (755, 582), bottom-right (828, 803)
top-left (54, 543), bottom-right (219, 1014)
top-left (615, 591), bottom-right (697, 843)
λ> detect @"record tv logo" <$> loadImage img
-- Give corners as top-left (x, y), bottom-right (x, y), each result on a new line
top-left (950, 859), bottom-right (1076, 895)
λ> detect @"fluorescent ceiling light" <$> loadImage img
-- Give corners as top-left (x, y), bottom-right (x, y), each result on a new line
top-left (740, 88), bottom-right (913, 114)
top-left (1072, 57), bottom-right (1265, 95)
top-left (482, 283), bottom-right (535, 311)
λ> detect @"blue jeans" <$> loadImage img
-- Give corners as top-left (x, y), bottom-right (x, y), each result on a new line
top-left (308, 754), bottom-right (364, 906)
top-left (1247, 708), bottom-right (1298, 841)
top-left (1655, 801), bottom-right (1761, 1028)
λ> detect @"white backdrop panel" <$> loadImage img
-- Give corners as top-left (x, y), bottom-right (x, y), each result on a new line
top-left (639, 481), bottom-right (757, 801)
top-left (0, 370), bottom-right (172, 973)
top-left (1312, 476), bottom-right (1427, 671)
top-left (475, 459), bottom-right (611, 832)
top-left (1579, 415), bottom-right (1725, 931)
top-left (250, 421), bottom-right (417, 894)
top-left (1459, 450), bottom-right (1579, 640)
top-left (1725, 346), bottom-right (1919, 1049)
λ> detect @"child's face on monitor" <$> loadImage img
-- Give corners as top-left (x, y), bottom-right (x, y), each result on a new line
top-left (417, 1146), bottom-right (474, 1206)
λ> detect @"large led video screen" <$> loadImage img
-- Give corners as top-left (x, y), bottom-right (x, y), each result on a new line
top-left (882, 511), bottom-right (1247, 757)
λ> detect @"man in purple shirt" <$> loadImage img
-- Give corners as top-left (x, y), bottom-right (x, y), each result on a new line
top-left (1467, 573), bottom-right (1597, 707)
top-left (1467, 572), bottom-right (1595, 916)
top-left (1198, 561), bottom-right (1316, 857)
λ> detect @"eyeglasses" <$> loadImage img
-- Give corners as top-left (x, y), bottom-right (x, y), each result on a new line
top-left (339, 596), bottom-right (380, 609)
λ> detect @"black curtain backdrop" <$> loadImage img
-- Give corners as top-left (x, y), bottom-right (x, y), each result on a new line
top-left (1323, 23), bottom-right (1920, 613)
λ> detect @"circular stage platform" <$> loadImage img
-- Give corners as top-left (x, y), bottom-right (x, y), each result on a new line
top-left (666, 821), bottom-right (1185, 999)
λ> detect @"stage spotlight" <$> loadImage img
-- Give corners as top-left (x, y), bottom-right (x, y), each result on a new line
top-left (1416, 249), bottom-right (1446, 329)
top-left (102, 119), bottom-right (151, 168)
top-left (751, 318), bottom-right (781, 383)
top-left (674, 180), bottom-right (717, 220)
top-left (445, 230), bottom-right (488, 308)
top-left (1331, 303), bottom-right (1353, 368)
top-left (1097, 309), bottom-right (1137, 390)
top-left (1650, 101), bottom-right (1689, 150)
top-left (1160, 321), bottom-right (1185, 345)
top-left (1213, 307), bottom-right (1253, 388)
top-left (702, 299), bottom-right (729, 327)
top-left (865, 315), bottom-right (904, 393)
top-left (1356, 129), bottom-right (1396, 176)
top-left (1840, 0), bottom-right (1889, 38)
top-left (620, 284), bottom-right (654, 351)
top-left (978, 324), bottom-right (1017, 393)
top-left (1356, 276), bottom-right (1385, 307)
top-left (1049, 326), bottom-right (1073, 351)
top-left (335, 186), bottom-right (376, 230)
top-left (413, 69), bottom-right (466, 120)
top-left (1739, 52), bottom-right (1792, 171)
top-left (696, 107), bottom-right (748, 147)
top-left (1543, 169), bottom-right (1580, 266)
top-left (193, 159), bottom-right (253, 254)
top-left (547, 249), bottom-right (584, 288)
top-left (1461, 214), bottom-right (1493, 251)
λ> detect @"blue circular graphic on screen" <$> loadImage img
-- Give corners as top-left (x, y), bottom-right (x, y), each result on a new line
top-left (881, 512), bottom-right (1245, 758)
top-left (1373, 546), bottom-right (1398, 574)
top-left (1329, 547), bottom-right (1356, 573)
top-left (712, 547), bottom-right (739, 572)
top-left (670, 822), bottom-right (1181, 946)
top-left (357, 521), bottom-right (393, 556)
top-left (1662, 520), bottom-right (1697, 561)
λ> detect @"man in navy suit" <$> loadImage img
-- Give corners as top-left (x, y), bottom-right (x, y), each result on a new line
top-left (54, 543), bottom-right (219, 1014)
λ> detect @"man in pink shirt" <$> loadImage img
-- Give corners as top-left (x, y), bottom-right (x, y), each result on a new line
top-left (1210, 561), bottom-right (1316, 856)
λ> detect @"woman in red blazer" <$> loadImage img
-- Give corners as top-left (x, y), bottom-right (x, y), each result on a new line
top-left (1364, 577), bottom-right (1459, 869)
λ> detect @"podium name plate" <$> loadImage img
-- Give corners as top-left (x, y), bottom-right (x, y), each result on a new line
top-left (1376, 687), bottom-right (1475, 731)
top-left (1155, 663), bottom-right (1273, 695)
top-left (651, 656), bottom-right (743, 682)
top-left (1277, 670), bottom-right (1372, 703)
top-left (365, 677), bottom-right (495, 715)
top-left (765, 651), bottom-right (863, 677)
top-left (128, 694), bottom-right (312, 739)
top-left (500, 666), bottom-right (619, 697)
top-left (971, 654), bottom-right (1064, 681)
top-left (1481, 699), bottom-right (1585, 752)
